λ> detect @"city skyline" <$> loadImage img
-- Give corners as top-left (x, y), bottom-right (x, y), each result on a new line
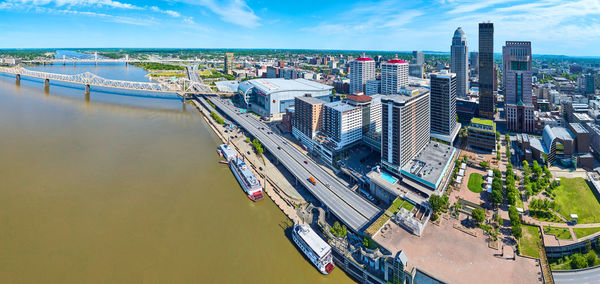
top-left (0, 0), bottom-right (599, 56)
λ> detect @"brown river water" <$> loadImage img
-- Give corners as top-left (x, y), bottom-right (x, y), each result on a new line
top-left (0, 63), bottom-right (354, 283)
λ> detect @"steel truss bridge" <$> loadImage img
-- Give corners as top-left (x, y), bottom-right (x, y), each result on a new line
top-left (0, 67), bottom-right (218, 96)
top-left (23, 59), bottom-right (199, 64)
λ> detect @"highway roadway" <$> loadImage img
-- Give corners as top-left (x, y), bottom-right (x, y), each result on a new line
top-left (553, 266), bottom-right (600, 284)
top-left (206, 96), bottom-right (381, 232)
top-left (185, 65), bottom-right (213, 94)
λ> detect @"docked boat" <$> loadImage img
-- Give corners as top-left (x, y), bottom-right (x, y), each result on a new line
top-left (292, 223), bottom-right (335, 274)
top-left (218, 144), bottom-right (264, 201)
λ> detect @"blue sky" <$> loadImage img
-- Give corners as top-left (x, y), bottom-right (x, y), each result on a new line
top-left (1, 0), bottom-right (599, 56)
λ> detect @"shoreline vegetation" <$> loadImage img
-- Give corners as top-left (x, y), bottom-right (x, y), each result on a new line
top-left (148, 72), bottom-right (185, 77)
top-left (132, 62), bottom-right (185, 71)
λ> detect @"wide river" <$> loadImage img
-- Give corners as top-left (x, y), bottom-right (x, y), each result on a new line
top-left (0, 62), bottom-right (354, 283)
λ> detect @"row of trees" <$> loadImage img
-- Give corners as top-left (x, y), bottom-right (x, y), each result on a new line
top-left (251, 139), bottom-right (263, 157)
top-left (505, 134), bottom-right (512, 160)
top-left (505, 163), bottom-right (519, 206)
top-left (210, 111), bottom-right (224, 124)
top-left (491, 168), bottom-right (503, 206)
top-left (508, 206), bottom-right (523, 239)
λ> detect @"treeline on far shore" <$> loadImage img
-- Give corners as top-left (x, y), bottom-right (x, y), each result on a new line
top-left (132, 62), bottom-right (185, 71)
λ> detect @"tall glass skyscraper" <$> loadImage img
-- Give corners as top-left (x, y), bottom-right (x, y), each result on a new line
top-left (478, 22), bottom-right (494, 119)
top-left (451, 27), bottom-right (468, 98)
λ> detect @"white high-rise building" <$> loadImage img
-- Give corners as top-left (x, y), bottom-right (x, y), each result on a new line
top-left (349, 54), bottom-right (376, 94)
top-left (323, 101), bottom-right (362, 150)
top-left (451, 27), bottom-right (469, 97)
top-left (381, 56), bottom-right (408, 95)
top-left (381, 88), bottom-right (431, 175)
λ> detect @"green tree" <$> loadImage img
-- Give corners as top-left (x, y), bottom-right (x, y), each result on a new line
top-left (472, 208), bottom-right (485, 224)
top-left (496, 131), bottom-right (501, 142)
top-left (429, 194), bottom-right (449, 213)
top-left (479, 161), bottom-right (490, 170)
top-left (571, 253), bottom-right (588, 269)
top-left (491, 187), bottom-right (503, 205)
top-left (493, 168), bottom-right (502, 178)
top-left (511, 224), bottom-right (522, 239)
top-left (586, 251), bottom-right (596, 267)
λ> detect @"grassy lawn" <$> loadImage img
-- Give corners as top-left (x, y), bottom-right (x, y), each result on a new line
top-left (401, 201), bottom-right (415, 212)
top-left (520, 225), bottom-right (541, 259)
top-left (366, 197), bottom-right (410, 236)
top-left (543, 226), bottom-right (572, 240)
top-left (573, 227), bottom-right (600, 239)
top-left (467, 173), bottom-right (484, 193)
top-left (554, 178), bottom-right (600, 224)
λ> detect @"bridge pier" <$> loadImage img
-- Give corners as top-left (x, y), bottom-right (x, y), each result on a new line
top-left (44, 79), bottom-right (50, 89)
top-left (85, 84), bottom-right (90, 95)
top-left (15, 74), bottom-right (20, 84)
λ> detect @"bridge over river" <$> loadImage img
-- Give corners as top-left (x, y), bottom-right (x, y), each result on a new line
top-left (0, 66), bottom-right (219, 96)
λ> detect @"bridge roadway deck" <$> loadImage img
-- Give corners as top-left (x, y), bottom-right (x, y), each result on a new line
top-left (207, 96), bottom-right (381, 232)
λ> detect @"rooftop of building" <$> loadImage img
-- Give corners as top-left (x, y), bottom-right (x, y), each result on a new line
top-left (355, 57), bottom-right (374, 62)
top-left (569, 123), bottom-right (589, 134)
top-left (240, 78), bottom-right (332, 94)
top-left (586, 122), bottom-right (600, 134)
top-left (552, 127), bottom-right (576, 141)
top-left (469, 118), bottom-right (496, 133)
top-left (401, 141), bottom-right (457, 191)
top-left (325, 101), bottom-right (358, 113)
top-left (346, 93), bottom-right (372, 103)
top-left (385, 56), bottom-right (408, 64)
top-left (381, 87), bottom-right (430, 105)
top-left (296, 95), bottom-right (326, 105)
top-left (574, 112), bottom-right (594, 121)
top-left (431, 70), bottom-right (456, 79)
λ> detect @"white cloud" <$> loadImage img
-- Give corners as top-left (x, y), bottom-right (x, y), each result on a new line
top-left (445, 0), bottom-right (521, 14)
top-left (150, 6), bottom-right (180, 18)
top-left (31, 6), bottom-right (155, 25)
top-left (305, 1), bottom-right (422, 35)
top-left (18, 0), bottom-right (140, 9)
top-left (183, 16), bottom-right (195, 25)
top-left (180, 0), bottom-right (261, 28)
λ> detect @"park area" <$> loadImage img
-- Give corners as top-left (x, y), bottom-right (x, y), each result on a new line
top-left (467, 173), bottom-right (483, 193)
top-left (520, 225), bottom-right (541, 258)
top-left (553, 178), bottom-right (600, 224)
top-left (543, 226), bottom-right (571, 240)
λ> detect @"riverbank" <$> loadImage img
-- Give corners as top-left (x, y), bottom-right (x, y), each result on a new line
top-left (190, 98), bottom-right (304, 223)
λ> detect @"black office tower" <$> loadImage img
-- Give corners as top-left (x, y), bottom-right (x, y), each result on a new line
top-left (478, 22), bottom-right (494, 119)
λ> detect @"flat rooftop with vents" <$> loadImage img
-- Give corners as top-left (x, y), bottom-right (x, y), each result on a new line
top-left (401, 142), bottom-right (457, 195)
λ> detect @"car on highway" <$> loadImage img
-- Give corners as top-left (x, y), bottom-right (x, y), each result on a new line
top-left (259, 167), bottom-right (263, 171)
top-left (277, 146), bottom-right (281, 150)
top-left (304, 160), bottom-right (308, 164)
top-left (247, 151), bottom-right (251, 155)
